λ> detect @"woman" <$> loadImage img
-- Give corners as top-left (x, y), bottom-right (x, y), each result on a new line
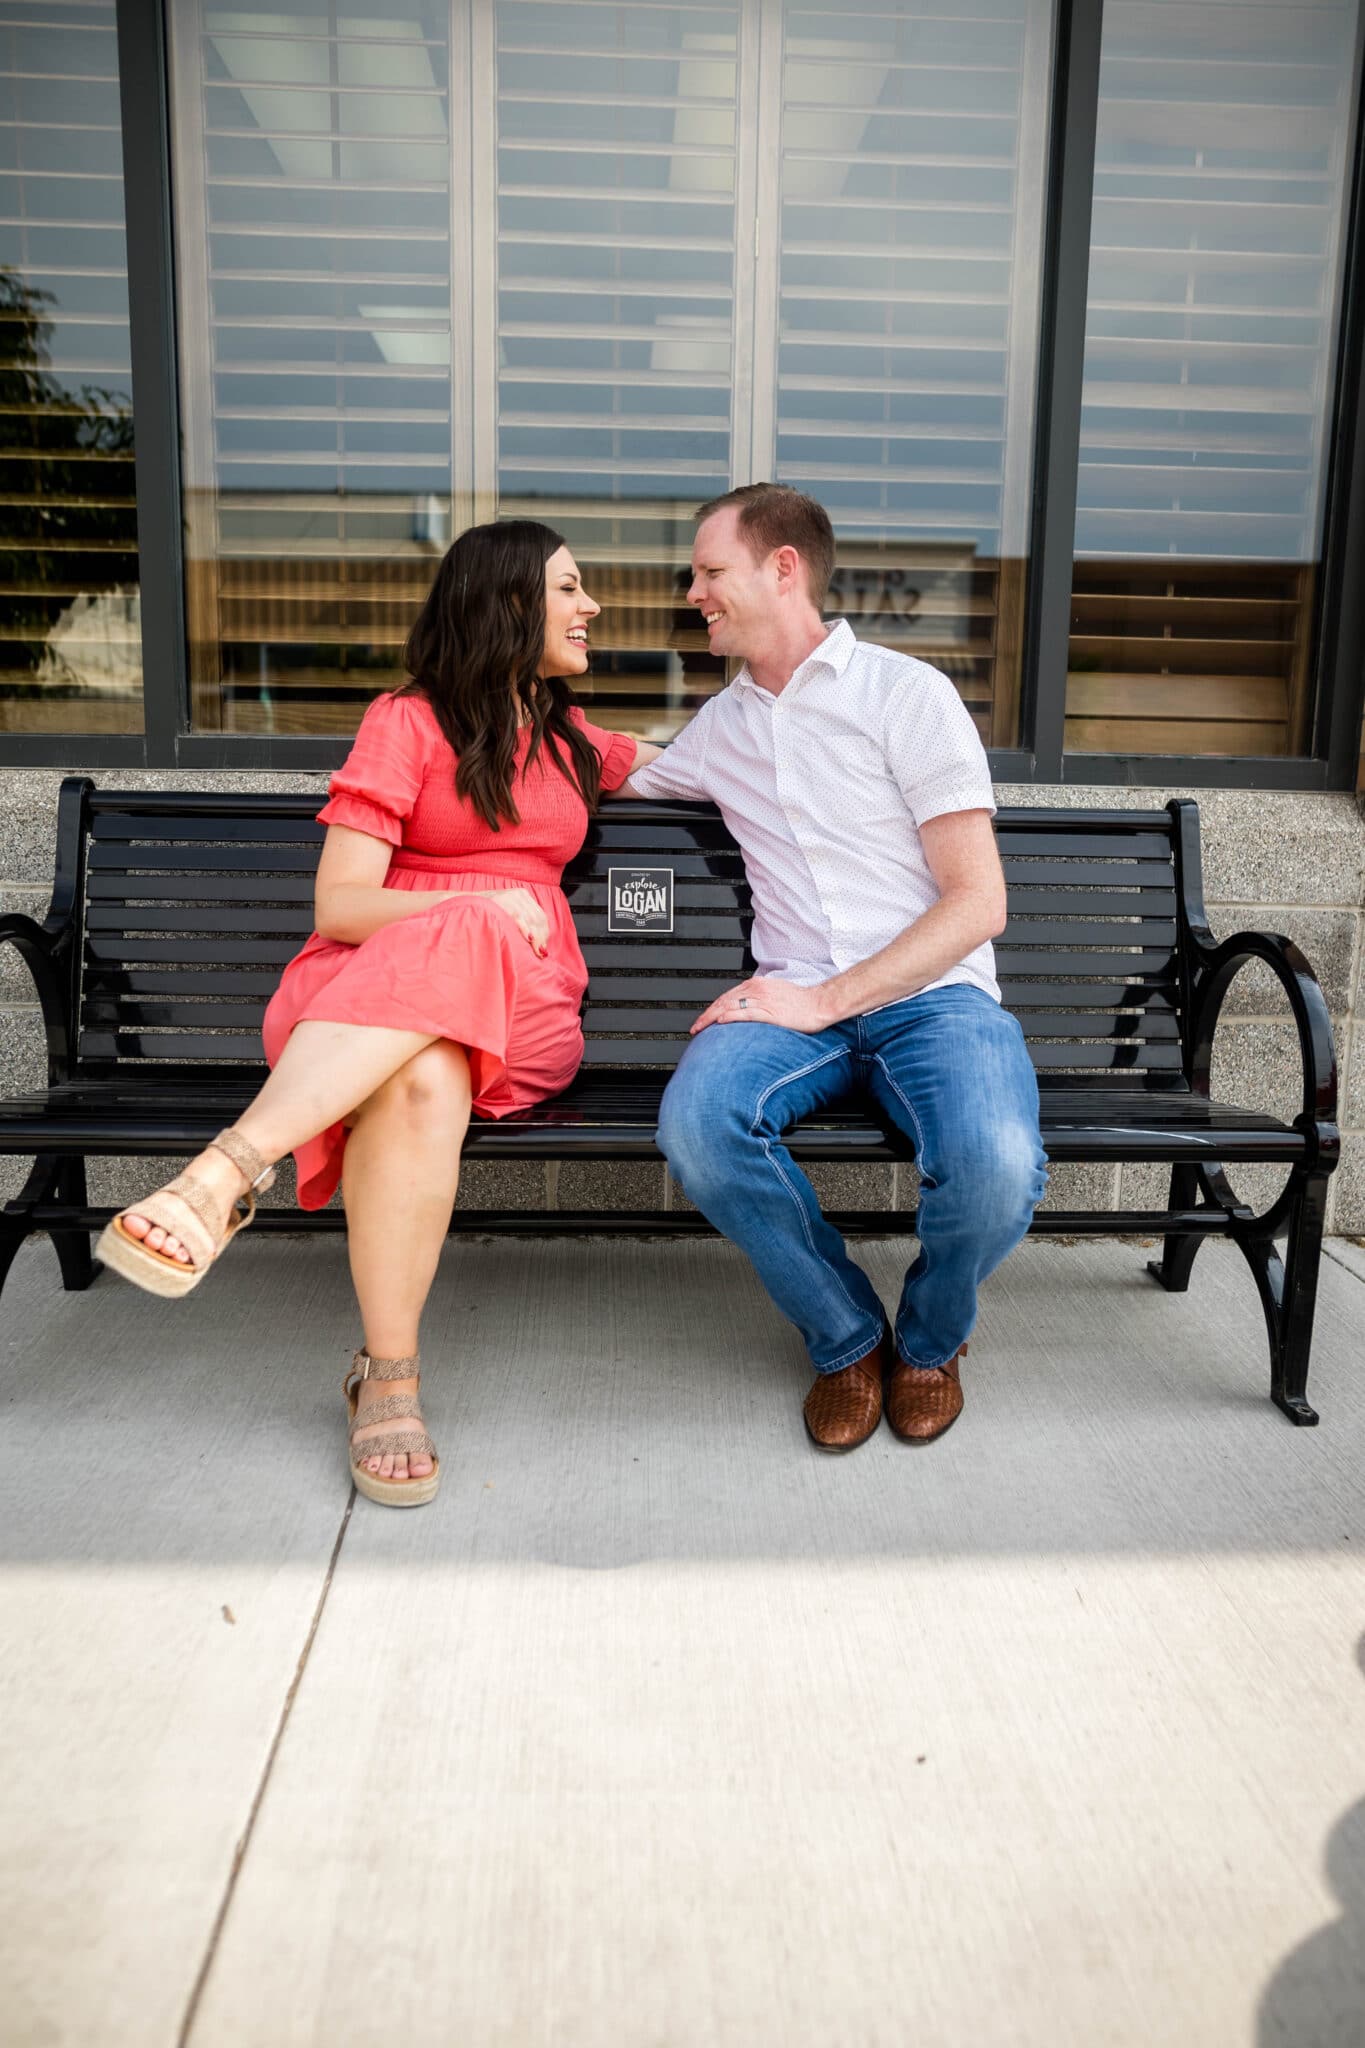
top-left (96, 520), bottom-right (661, 1508)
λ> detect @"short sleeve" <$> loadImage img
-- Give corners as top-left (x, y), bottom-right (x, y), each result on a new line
top-left (566, 704), bottom-right (637, 793)
top-left (885, 663), bottom-right (996, 828)
top-left (317, 692), bottom-right (430, 845)
top-left (621, 699), bottom-right (714, 802)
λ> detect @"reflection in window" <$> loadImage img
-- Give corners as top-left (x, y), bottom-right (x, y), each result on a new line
top-left (1068, 0), bottom-right (1362, 757)
top-left (171, 1), bottom-right (452, 733)
top-left (774, 1), bottom-right (1055, 746)
top-left (494, 0), bottom-right (738, 736)
top-left (0, 0), bottom-right (140, 734)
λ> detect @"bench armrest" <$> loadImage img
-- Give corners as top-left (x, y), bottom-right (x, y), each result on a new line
top-left (1188, 928), bottom-right (1338, 1143)
top-left (0, 911), bottom-right (76, 1084)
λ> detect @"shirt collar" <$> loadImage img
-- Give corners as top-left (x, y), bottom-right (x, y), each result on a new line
top-left (732, 618), bottom-right (857, 699)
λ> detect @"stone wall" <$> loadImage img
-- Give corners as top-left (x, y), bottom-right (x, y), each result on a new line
top-left (2, 770), bottom-right (1362, 1233)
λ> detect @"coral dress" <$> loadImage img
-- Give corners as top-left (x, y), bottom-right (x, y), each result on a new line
top-left (262, 691), bottom-right (636, 1209)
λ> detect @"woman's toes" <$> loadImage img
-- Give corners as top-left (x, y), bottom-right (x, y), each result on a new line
top-left (392, 1455), bottom-right (410, 1480)
top-left (123, 1212), bottom-right (150, 1241)
top-left (378, 1453), bottom-right (396, 1479)
top-left (410, 1455), bottom-right (431, 1478)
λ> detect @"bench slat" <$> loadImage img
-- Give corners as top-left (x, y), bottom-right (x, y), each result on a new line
top-left (997, 859), bottom-right (1170, 887)
top-left (83, 967), bottom-right (288, 996)
top-left (86, 906), bottom-right (316, 937)
top-left (87, 843), bottom-right (326, 874)
top-left (87, 873), bottom-right (318, 905)
top-left (84, 936), bottom-right (303, 965)
top-left (91, 813), bottom-right (325, 844)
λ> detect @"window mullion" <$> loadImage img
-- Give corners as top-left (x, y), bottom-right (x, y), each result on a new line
top-left (118, 0), bottom-right (184, 763)
top-left (1024, 0), bottom-right (1103, 782)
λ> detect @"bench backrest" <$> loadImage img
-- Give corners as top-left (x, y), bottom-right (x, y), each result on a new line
top-left (70, 788), bottom-right (1190, 1089)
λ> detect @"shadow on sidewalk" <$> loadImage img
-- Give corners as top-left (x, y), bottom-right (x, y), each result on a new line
top-left (1257, 1637), bottom-right (1365, 2047)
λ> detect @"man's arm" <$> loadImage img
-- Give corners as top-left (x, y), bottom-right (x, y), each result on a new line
top-left (690, 808), bottom-right (1006, 1035)
top-left (619, 703), bottom-right (713, 801)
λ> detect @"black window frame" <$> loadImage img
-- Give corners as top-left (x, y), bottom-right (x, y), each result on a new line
top-left (0, 0), bottom-right (1360, 785)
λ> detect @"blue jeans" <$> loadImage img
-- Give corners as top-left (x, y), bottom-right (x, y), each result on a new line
top-left (657, 985), bottom-right (1048, 1373)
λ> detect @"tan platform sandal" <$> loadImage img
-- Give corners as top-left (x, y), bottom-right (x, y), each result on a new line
top-left (95, 1128), bottom-right (276, 1298)
top-left (344, 1349), bottom-right (441, 1508)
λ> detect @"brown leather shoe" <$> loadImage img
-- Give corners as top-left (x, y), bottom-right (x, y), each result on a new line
top-left (803, 1334), bottom-right (889, 1452)
top-left (885, 1342), bottom-right (967, 1443)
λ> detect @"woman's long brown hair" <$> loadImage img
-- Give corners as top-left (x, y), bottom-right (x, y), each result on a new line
top-left (400, 519), bottom-right (602, 830)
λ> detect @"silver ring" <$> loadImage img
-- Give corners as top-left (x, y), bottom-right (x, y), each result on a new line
top-left (738, 997), bottom-right (748, 1009)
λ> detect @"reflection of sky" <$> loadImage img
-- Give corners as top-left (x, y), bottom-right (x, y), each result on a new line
top-left (0, 5), bottom-right (134, 411)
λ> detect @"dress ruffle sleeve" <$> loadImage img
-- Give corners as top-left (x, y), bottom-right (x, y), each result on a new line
top-left (569, 704), bottom-right (637, 792)
top-left (316, 691), bottom-right (429, 844)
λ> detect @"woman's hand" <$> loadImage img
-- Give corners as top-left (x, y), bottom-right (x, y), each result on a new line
top-left (481, 887), bottom-right (550, 956)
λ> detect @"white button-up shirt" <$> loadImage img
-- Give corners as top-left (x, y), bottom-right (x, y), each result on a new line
top-left (626, 619), bottom-right (999, 1007)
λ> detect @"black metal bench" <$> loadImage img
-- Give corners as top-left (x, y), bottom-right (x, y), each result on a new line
top-left (0, 778), bottom-right (1339, 1423)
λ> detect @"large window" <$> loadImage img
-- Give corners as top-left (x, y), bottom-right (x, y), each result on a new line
top-left (0, 0), bottom-right (140, 734)
top-left (170, 2), bottom-right (452, 734)
top-left (169, 0), bottom-right (1054, 743)
top-left (774, 4), bottom-right (1052, 746)
top-left (3, 0), bottom-right (1364, 778)
top-left (1067, 0), bottom-right (1363, 759)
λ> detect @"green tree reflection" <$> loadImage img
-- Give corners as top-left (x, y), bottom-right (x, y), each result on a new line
top-left (0, 266), bottom-right (138, 702)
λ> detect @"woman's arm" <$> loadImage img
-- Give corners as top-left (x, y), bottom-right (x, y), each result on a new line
top-left (601, 737), bottom-right (663, 795)
top-left (313, 823), bottom-right (549, 954)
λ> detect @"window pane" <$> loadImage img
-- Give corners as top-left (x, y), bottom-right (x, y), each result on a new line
top-left (1067, 0), bottom-right (1362, 759)
top-left (494, 0), bottom-right (739, 737)
top-left (774, 1), bottom-right (1055, 746)
top-left (170, 1), bottom-right (453, 734)
top-left (0, 0), bottom-right (141, 735)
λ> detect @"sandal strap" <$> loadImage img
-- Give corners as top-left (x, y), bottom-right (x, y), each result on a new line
top-left (208, 1127), bottom-right (276, 1193)
top-left (119, 1180), bottom-right (219, 1270)
top-left (351, 1429), bottom-right (435, 1464)
top-left (351, 1348), bottom-right (420, 1382)
top-left (350, 1393), bottom-right (426, 1433)
top-left (163, 1172), bottom-right (224, 1241)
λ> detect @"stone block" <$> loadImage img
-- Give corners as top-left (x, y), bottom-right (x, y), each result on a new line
top-left (805, 1162), bottom-right (894, 1211)
top-left (1205, 908), bottom-right (1358, 1018)
top-left (1332, 1134), bottom-right (1365, 1235)
top-left (1119, 1161), bottom-right (1177, 1212)
top-left (554, 1159), bottom-right (666, 1210)
top-left (1197, 793), bottom-right (1364, 911)
top-left (1343, 1021), bottom-right (1365, 1135)
top-left (0, 892), bottom-right (53, 1001)
top-left (893, 1162), bottom-right (923, 1211)
top-left (1037, 1161), bottom-right (1120, 1213)
top-left (0, 1005), bottom-right (46, 1095)
top-left (993, 784), bottom-right (1365, 910)
top-left (0, 767), bottom-right (330, 891)
top-left (1209, 1018), bottom-right (1304, 1126)
top-left (456, 1160), bottom-right (549, 1212)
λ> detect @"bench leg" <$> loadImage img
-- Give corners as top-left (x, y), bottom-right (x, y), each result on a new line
top-left (1145, 1164), bottom-right (1205, 1292)
top-left (1231, 1167), bottom-right (1327, 1427)
top-left (52, 1156), bottom-right (96, 1292)
top-left (0, 1155), bottom-right (96, 1305)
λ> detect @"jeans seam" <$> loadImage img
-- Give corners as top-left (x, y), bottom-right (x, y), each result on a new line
top-left (870, 1053), bottom-right (928, 1163)
top-left (748, 1045), bottom-right (870, 1335)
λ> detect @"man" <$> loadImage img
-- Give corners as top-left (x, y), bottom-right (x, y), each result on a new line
top-left (625, 483), bottom-right (1047, 1451)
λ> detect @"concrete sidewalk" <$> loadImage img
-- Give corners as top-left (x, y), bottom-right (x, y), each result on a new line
top-left (3, 1231), bottom-right (1364, 2047)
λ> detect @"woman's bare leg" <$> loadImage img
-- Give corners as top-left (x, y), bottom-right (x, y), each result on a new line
top-left (120, 1018), bottom-right (441, 1261)
top-left (343, 1040), bottom-right (473, 1483)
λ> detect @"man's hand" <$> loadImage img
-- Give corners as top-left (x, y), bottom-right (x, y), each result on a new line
top-left (690, 976), bottom-right (828, 1035)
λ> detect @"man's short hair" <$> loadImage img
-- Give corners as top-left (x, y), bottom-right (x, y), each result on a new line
top-left (693, 482), bottom-right (836, 610)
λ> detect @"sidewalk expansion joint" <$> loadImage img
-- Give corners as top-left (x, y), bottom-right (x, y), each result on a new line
top-left (177, 1487), bottom-right (357, 2047)
top-left (1323, 1243), bottom-right (1365, 1285)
